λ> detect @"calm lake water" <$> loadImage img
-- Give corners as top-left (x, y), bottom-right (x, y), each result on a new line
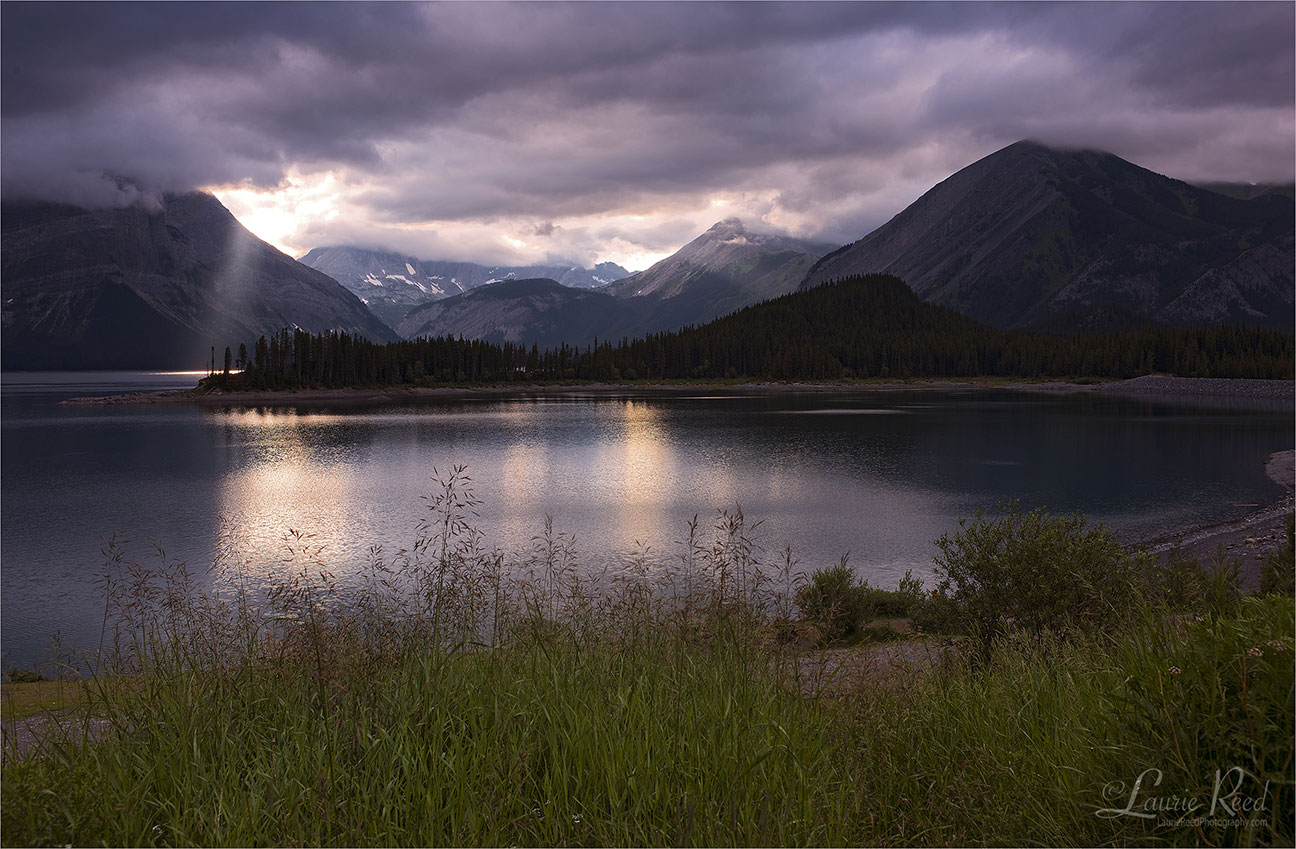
top-left (2, 372), bottom-right (1292, 670)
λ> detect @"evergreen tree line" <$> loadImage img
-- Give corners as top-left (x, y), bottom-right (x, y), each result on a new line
top-left (207, 275), bottom-right (1294, 390)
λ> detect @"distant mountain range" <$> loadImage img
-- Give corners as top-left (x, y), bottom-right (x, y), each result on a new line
top-left (4, 140), bottom-right (1291, 370)
top-left (395, 143), bottom-right (1295, 347)
top-left (298, 245), bottom-right (630, 329)
top-left (397, 219), bottom-right (833, 346)
top-left (799, 140), bottom-right (1294, 331)
top-left (2, 192), bottom-right (396, 370)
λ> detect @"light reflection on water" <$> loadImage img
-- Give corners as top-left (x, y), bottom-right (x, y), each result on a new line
top-left (1, 374), bottom-right (1292, 669)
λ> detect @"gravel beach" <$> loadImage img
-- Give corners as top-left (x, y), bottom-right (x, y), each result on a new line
top-left (1135, 449), bottom-right (1294, 591)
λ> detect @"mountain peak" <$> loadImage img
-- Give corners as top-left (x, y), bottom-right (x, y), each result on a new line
top-left (799, 141), bottom-right (1294, 330)
top-left (602, 217), bottom-right (831, 304)
top-left (1, 192), bottom-right (397, 368)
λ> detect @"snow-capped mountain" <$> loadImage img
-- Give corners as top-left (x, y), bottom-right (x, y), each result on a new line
top-left (296, 247), bottom-right (466, 328)
top-left (299, 246), bottom-right (632, 328)
top-left (396, 220), bottom-right (838, 347)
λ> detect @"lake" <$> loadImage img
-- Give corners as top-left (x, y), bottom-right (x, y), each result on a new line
top-left (2, 372), bottom-right (1291, 671)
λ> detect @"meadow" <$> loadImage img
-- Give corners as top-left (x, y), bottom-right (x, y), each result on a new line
top-left (3, 468), bottom-right (1292, 847)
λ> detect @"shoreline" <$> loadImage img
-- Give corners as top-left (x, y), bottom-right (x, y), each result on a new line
top-left (55, 374), bottom-right (1296, 410)
top-left (57, 376), bottom-right (1096, 407)
top-left (1132, 449), bottom-right (1294, 591)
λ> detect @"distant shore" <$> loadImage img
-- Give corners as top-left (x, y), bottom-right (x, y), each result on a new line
top-left (55, 373), bottom-right (1296, 410)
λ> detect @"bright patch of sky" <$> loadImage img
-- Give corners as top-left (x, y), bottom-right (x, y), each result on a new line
top-left (3, 2), bottom-right (1291, 268)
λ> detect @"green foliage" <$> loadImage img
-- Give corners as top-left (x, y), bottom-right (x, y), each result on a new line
top-left (1141, 545), bottom-right (1244, 619)
top-left (795, 562), bottom-right (926, 643)
top-left (863, 569), bottom-right (926, 619)
top-left (5, 667), bottom-right (46, 683)
top-left (1108, 597), bottom-right (1294, 847)
top-left (795, 558), bottom-right (870, 641)
top-left (4, 480), bottom-right (1291, 847)
top-left (932, 505), bottom-right (1142, 656)
top-left (4, 638), bottom-right (845, 847)
top-left (844, 596), bottom-right (1294, 847)
top-left (1260, 513), bottom-right (1295, 595)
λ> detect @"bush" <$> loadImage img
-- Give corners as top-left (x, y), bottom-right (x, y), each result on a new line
top-left (796, 563), bottom-right (926, 642)
top-left (860, 569), bottom-right (925, 618)
top-left (932, 505), bottom-right (1140, 657)
top-left (1261, 512), bottom-right (1295, 595)
top-left (795, 558), bottom-right (869, 641)
top-left (1141, 544), bottom-right (1243, 618)
top-left (6, 667), bottom-right (46, 683)
top-left (910, 589), bottom-right (960, 635)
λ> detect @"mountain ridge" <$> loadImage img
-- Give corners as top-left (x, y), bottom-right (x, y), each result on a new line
top-left (2, 192), bottom-right (397, 369)
top-left (396, 278), bottom-right (641, 349)
top-left (395, 218), bottom-right (834, 346)
top-left (604, 218), bottom-right (834, 301)
top-left (799, 140), bottom-right (1294, 331)
top-left (299, 245), bottom-right (631, 328)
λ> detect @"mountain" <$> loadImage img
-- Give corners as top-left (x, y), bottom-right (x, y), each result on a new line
top-left (298, 245), bottom-right (631, 327)
top-left (2, 192), bottom-right (397, 370)
top-left (395, 219), bottom-right (834, 346)
top-left (396, 278), bottom-right (642, 349)
top-left (296, 246), bottom-right (466, 328)
top-left (799, 141), bottom-right (1295, 331)
top-left (1196, 182), bottom-right (1296, 202)
top-left (605, 218), bottom-right (833, 314)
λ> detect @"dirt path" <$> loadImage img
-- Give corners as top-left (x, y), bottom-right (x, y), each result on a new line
top-left (786, 639), bottom-right (952, 698)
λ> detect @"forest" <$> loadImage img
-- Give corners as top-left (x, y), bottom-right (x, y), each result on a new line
top-left (206, 275), bottom-right (1295, 389)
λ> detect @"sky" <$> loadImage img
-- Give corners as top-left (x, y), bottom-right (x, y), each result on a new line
top-left (2, 2), bottom-right (1293, 271)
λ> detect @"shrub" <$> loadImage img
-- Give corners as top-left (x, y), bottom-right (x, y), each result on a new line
top-left (6, 667), bottom-right (46, 683)
top-left (860, 569), bottom-right (925, 618)
top-left (932, 505), bottom-right (1140, 657)
top-left (795, 564), bottom-right (926, 643)
top-left (910, 587), bottom-right (960, 634)
top-left (1141, 544), bottom-right (1243, 617)
top-left (861, 621), bottom-right (903, 642)
top-left (1260, 512), bottom-right (1295, 595)
top-left (795, 558), bottom-right (870, 641)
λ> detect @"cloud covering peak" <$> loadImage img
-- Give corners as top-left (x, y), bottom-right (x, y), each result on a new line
top-left (3, 1), bottom-right (1291, 267)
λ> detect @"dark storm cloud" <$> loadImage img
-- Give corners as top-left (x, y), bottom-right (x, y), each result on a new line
top-left (2, 1), bottom-right (1291, 260)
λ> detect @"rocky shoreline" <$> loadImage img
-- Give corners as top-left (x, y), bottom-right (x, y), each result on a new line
top-left (1133, 449), bottom-right (1294, 591)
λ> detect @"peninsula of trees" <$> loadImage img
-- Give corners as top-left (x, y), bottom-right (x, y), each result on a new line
top-left (206, 275), bottom-right (1295, 391)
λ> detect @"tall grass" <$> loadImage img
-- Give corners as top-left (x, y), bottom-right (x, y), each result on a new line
top-left (3, 469), bottom-right (1291, 847)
